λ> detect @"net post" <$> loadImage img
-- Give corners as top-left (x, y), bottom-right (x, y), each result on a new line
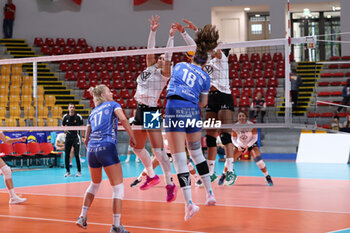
top-left (33, 61), bottom-right (38, 127)
top-left (284, 39), bottom-right (292, 125)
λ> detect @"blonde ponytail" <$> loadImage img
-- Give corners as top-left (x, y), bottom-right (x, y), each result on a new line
top-left (88, 84), bottom-right (108, 107)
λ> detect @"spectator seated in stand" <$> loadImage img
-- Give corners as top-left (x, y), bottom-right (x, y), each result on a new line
top-left (249, 91), bottom-right (266, 123)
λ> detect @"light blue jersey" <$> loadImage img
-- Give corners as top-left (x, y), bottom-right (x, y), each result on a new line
top-left (166, 62), bottom-right (210, 104)
top-left (87, 101), bottom-right (121, 145)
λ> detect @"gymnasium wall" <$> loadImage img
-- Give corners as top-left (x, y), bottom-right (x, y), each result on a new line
top-left (1, 0), bottom-right (349, 53)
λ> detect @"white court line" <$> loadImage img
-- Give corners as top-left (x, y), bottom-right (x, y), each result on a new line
top-left (0, 214), bottom-right (206, 233)
top-left (1, 191), bottom-right (350, 215)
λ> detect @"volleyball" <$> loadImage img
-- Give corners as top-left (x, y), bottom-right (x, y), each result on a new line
top-left (185, 51), bottom-right (194, 59)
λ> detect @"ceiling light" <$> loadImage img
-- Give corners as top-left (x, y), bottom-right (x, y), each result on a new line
top-left (327, 15), bottom-right (331, 18)
top-left (255, 14), bottom-right (260, 17)
top-left (244, 7), bottom-right (250, 11)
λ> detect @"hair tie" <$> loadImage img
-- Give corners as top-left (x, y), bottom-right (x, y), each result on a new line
top-left (194, 56), bottom-right (207, 63)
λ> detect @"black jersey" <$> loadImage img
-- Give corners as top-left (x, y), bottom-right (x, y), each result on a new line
top-left (62, 113), bottom-right (84, 138)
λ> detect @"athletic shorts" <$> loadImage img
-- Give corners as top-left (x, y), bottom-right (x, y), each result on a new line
top-left (164, 98), bottom-right (201, 134)
top-left (133, 103), bottom-right (160, 126)
top-left (87, 142), bottom-right (120, 168)
top-left (207, 91), bottom-right (234, 113)
top-left (234, 143), bottom-right (258, 152)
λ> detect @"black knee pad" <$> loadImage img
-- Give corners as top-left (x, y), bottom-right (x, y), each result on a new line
top-left (220, 132), bottom-right (232, 145)
top-left (254, 155), bottom-right (262, 163)
top-left (177, 172), bottom-right (191, 188)
top-left (195, 161), bottom-right (209, 176)
top-left (206, 135), bottom-right (216, 147)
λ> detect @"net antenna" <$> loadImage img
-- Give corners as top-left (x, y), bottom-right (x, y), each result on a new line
top-left (0, 36), bottom-right (317, 131)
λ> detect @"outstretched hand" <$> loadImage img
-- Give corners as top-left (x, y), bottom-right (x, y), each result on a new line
top-left (174, 21), bottom-right (184, 33)
top-left (169, 23), bottom-right (177, 37)
top-left (149, 15), bottom-right (160, 32)
top-left (183, 18), bottom-right (198, 32)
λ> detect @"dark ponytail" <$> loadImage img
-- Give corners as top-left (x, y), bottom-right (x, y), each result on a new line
top-left (193, 24), bottom-right (219, 66)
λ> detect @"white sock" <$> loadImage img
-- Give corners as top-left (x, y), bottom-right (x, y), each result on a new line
top-left (81, 206), bottom-right (89, 218)
top-left (153, 148), bottom-right (173, 185)
top-left (182, 186), bottom-right (192, 206)
top-left (226, 158), bottom-right (234, 172)
top-left (8, 189), bottom-right (15, 198)
top-left (200, 173), bottom-right (213, 196)
top-left (113, 214), bottom-right (121, 227)
top-left (208, 160), bottom-right (216, 175)
top-left (133, 149), bottom-right (155, 177)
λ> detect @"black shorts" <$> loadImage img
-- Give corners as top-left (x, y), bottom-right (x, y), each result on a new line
top-left (133, 103), bottom-right (160, 126)
top-left (234, 143), bottom-right (258, 152)
top-left (207, 91), bottom-right (234, 113)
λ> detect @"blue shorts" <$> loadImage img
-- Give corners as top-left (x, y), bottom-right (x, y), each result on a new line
top-left (87, 142), bottom-right (120, 168)
top-left (164, 99), bottom-right (202, 134)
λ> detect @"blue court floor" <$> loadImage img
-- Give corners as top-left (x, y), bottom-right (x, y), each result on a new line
top-left (1, 154), bottom-right (350, 189)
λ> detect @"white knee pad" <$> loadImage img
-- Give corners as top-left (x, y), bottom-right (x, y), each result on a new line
top-left (86, 182), bottom-right (100, 195)
top-left (112, 183), bottom-right (124, 200)
top-left (188, 148), bottom-right (205, 165)
top-left (1, 165), bottom-right (11, 180)
top-left (172, 152), bottom-right (189, 174)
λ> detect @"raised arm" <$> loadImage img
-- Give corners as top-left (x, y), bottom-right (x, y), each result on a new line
top-left (175, 19), bottom-right (196, 46)
top-left (146, 15), bottom-right (160, 67)
top-left (162, 23), bottom-right (177, 78)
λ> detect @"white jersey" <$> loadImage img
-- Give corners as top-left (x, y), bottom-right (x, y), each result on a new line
top-left (134, 64), bottom-right (168, 107)
top-left (233, 121), bottom-right (256, 147)
top-left (204, 51), bottom-right (231, 94)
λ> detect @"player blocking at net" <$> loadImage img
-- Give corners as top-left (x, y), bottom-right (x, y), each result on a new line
top-left (131, 15), bottom-right (177, 202)
top-left (76, 85), bottom-right (136, 233)
top-left (165, 23), bottom-right (219, 221)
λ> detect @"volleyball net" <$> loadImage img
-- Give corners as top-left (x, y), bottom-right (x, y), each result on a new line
top-left (0, 35), bottom-right (323, 132)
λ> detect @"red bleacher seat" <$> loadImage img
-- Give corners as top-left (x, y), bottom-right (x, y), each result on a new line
top-left (239, 54), bottom-right (249, 62)
top-left (128, 63), bottom-right (138, 72)
top-left (134, 71), bottom-right (141, 79)
top-left (331, 91), bottom-right (342, 96)
top-left (239, 96), bottom-right (250, 107)
top-left (255, 77), bottom-right (266, 87)
top-left (77, 71), bottom-right (87, 80)
top-left (231, 87), bottom-right (240, 98)
top-left (126, 98), bottom-right (137, 108)
top-left (112, 71), bottom-right (122, 80)
top-left (330, 56), bottom-right (340, 60)
top-left (252, 69), bottom-right (262, 79)
top-left (94, 62), bottom-right (104, 71)
top-left (328, 64), bottom-right (339, 69)
top-left (45, 38), bottom-right (54, 47)
top-left (273, 52), bottom-right (283, 61)
top-left (129, 46), bottom-right (137, 50)
top-left (119, 89), bottom-right (130, 99)
top-left (82, 61), bottom-right (93, 72)
top-left (242, 61), bottom-right (252, 70)
top-left (253, 87), bottom-right (265, 97)
top-left (63, 45), bottom-right (73, 54)
top-left (230, 61), bottom-right (240, 71)
top-left (112, 79), bottom-right (123, 89)
top-left (52, 45), bottom-right (62, 55)
top-left (115, 98), bottom-right (126, 108)
top-left (95, 46), bottom-right (105, 52)
top-left (307, 112), bottom-right (320, 117)
top-left (266, 87), bottom-right (277, 97)
top-left (268, 77), bottom-right (278, 87)
top-left (88, 70), bottom-right (99, 80)
top-left (265, 60), bottom-right (275, 70)
top-left (85, 46), bottom-right (94, 53)
top-left (262, 53), bottom-right (272, 62)
top-left (70, 61), bottom-right (81, 71)
top-left (240, 69), bottom-right (250, 79)
top-left (341, 56), bottom-right (350, 60)
top-left (123, 71), bottom-right (133, 80)
top-left (241, 87), bottom-right (252, 97)
top-left (118, 46), bottom-right (127, 51)
top-left (34, 37), bottom-right (44, 47)
top-left (105, 62), bottom-right (115, 71)
top-left (265, 95), bottom-right (275, 106)
top-left (250, 53), bottom-right (260, 62)
top-left (340, 64), bottom-right (350, 69)
top-left (231, 78), bottom-right (242, 88)
top-left (77, 38), bottom-right (87, 47)
top-left (65, 71), bottom-right (76, 81)
top-left (77, 78), bottom-right (88, 89)
top-left (320, 112), bottom-right (334, 117)
top-left (116, 62), bottom-right (126, 72)
top-left (229, 69), bottom-right (239, 79)
top-left (275, 68), bottom-right (284, 79)
top-left (83, 89), bottom-right (92, 99)
top-left (59, 61), bottom-right (69, 71)
top-left (107, 46), bottom-right (116, 51)
top-left (101, 79), bottom-right (111, 88)
top-left (55, 38), bottom-right (65, 47)
top-left (74, 45), bottom-right (83, 54)
top-left (116, 56), bottom-right (126, 63)
top-left (66, 38), bottom-right (76, 47)
top-left (263, 69), bottom-right (274, 79)
top-left (318, 92), bottom-right (331, 96)
top-left (228, 54), bottom-right (238, 63)
top-left (40, 45), bottom-right (51, 55)
top-left (100, 70), bottom-right (111, 80)
top-left (243, 78), bottom-right (254, 88)
top-left (330, 81), bottom-right (342, 86)
top-left (124, 80), bottom-right (136, 89)
top-left (89, 78), bottom-right (99, 87)
top-left (318, 81), bottom-right (329, 86)
top-left (253, 60), bottom-right (264, 70)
